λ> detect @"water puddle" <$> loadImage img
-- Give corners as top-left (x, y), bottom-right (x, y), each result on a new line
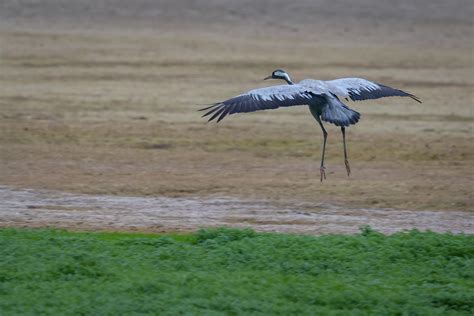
top-left (1, 186), bottom-right (472, 234)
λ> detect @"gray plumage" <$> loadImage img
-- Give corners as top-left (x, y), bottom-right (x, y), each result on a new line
top-left (200, 85), bottom-right (316, 123)
top-left (200, 69), bottom-right (420, 181)
top-left (201, 73), bottom-right (419, 125)
top-left (301, 78), bottom-right (421, 103)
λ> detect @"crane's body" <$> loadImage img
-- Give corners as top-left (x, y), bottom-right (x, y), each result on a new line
top-left (200, 69), bottom-right (420, 181)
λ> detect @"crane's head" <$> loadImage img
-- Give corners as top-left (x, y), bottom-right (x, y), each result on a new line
top-left (264, 69), bottom-right (294, 85)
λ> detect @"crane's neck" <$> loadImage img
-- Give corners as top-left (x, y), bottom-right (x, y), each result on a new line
top-left (282, 73), bottom-right (294, 85)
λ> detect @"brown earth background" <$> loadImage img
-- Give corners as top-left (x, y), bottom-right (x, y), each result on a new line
top-left (0, 0), bottom-right (473, 233)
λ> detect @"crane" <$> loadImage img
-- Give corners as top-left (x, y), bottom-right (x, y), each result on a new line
top-left (200, 69), bottom-right (421, 182)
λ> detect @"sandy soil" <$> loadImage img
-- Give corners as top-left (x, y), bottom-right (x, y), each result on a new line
top-left (0, 1), bottom-right (473, 233)
top-left (2, 186), bottom-right (472, 234)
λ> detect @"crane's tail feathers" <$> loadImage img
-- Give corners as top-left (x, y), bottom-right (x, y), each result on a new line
top-left (321, 104), bottom-right (361, 127)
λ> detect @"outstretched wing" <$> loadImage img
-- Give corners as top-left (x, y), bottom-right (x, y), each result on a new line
top-left (323, 78), bottom-right (421, 103)
top-left (199, 84), bottom-right (316, 122)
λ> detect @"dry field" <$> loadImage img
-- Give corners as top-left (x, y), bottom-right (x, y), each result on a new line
top-left (0, 0), bottom-right (473, 233)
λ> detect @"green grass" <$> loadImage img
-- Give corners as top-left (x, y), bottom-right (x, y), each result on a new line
top-left (1, 227), bottom-right (473, 315)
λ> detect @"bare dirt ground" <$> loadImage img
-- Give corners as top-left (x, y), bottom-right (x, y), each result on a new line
top-left (2, 186), bottom-right (473, 234)
top-left (0, 0), bottom-right (473, 234)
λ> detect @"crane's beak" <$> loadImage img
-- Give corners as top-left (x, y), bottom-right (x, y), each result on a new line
top-left (263, 75), bottom-right (272, 80)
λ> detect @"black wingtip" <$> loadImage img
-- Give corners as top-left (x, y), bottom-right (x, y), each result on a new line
top-left (198, 103), bottom-right (222, 111)
top-left (216, 107), bottom-right (231, 123)
top-left (409, 95), bottom-right (422, 103)
top-left (202, 104), bottom-right (224, 118)
top-left (398, 88), bottom-right (422, 103)
top-left (207, 106), bottom-right (227, 122)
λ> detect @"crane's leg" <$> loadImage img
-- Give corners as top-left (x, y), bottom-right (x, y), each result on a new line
top-left (341, 127), bottom-right (351, 176)
top-left (316, 116), bottom-right (328, 182)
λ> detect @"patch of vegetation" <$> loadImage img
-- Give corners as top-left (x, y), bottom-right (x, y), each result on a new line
top-left (1, 227), bottom-right (473, 315)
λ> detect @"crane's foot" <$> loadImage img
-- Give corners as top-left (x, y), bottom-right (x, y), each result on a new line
top-left (344, 159), bottom-right (351, 177)
top-left (320, 166), bottom-right (326, 182)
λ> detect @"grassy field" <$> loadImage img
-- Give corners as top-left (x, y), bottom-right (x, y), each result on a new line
top-left (1, 227), bottom-right (473, 315)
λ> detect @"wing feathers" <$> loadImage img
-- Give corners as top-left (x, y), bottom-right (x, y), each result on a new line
top-left (300, 78), bottom-right (421, 104)
top-left (348, 83), bottom-right (421, 103)
top-left (199, 85), bottom-right (315, 122)
top-left (201, 104), bottom-right (223, 118)
top-left (208, 106), bottom-right (227, 122)
top-left (200, 76), bottom-right (420, 124)
top-left (198, 103), bottom-right (220, 111)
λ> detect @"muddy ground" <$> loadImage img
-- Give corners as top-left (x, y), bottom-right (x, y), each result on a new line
top-left (0, 1), bottom-right (473, 234)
